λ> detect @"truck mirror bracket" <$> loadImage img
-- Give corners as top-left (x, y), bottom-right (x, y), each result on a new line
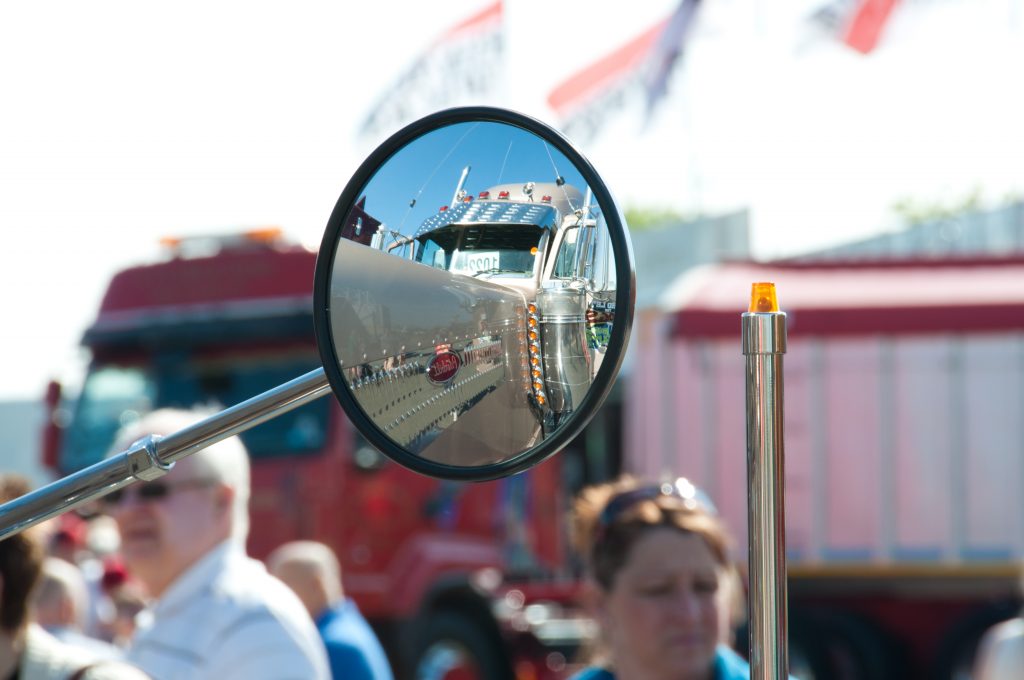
top-left (0, 106), bottom-right (634, 538)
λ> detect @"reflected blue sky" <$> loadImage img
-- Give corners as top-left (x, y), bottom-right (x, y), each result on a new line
top-left (357, 121), bottom-right (590, 238)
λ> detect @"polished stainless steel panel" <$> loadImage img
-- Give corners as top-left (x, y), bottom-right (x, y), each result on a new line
top-left (330, 239), bottom-right (540, 466)
top-left (537, 287), bottom-right (590, 417)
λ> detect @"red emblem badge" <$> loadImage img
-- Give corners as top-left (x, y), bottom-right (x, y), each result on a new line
top-left (427, 351), bottom-right (462, 384)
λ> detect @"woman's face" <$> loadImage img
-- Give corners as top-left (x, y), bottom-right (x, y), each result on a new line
top-left (597, 528), bottom-right (725, 680)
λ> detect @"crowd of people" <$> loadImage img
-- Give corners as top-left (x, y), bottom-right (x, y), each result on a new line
top-left (1, 406), bottom-right (1020, 679)
top-left (0, 409), bottom-right (392, 680)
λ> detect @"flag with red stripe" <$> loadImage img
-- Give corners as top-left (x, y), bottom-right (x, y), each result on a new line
top-left (809, 0), bottom-right (901, 54)
top-left (546, 0), bottom-right (701, 143)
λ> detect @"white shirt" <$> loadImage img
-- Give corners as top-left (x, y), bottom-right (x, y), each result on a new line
top-left (975, 618), bottom-right (1024, 680)
top-left (127, 541), bottom-right (329, 680)
top-left (21, 625), bottom-right (148, 680)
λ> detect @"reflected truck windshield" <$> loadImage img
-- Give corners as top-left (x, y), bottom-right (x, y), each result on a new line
top-left (415, 223), bottom-right (544, 276)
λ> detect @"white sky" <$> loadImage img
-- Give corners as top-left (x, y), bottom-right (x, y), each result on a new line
top-left (1, 0), bottom-right (1022, 400)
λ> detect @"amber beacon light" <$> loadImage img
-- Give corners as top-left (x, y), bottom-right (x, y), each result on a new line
top-left (742, 280), bottom-right (789, 680)
top-left (749, 281), bottom-right (779, 313)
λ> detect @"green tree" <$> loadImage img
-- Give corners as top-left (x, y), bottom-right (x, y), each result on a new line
top-left (891, 188), bottom-right (985, 225)
top-left (624, 206), bottom-right (694, 231)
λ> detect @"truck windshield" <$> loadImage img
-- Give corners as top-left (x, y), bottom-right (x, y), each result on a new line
top-left (60, 366), bottom-right (155, 474)
top-left (60, 356), bottom-right (329, 473)
top-left (415, 224), bottom-right (544, 276)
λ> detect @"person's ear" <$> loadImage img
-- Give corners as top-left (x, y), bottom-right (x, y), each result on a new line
top-left (212, 483), bottom-right (234, 518)
top-left (580, 577), bottom-right (608, 621)
top-left (57, 593), bottom-right (75, 626)
top-left (312, 571), bottom-right (333, 603)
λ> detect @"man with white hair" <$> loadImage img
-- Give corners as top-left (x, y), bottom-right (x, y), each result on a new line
top-left (31, 557), bottom-right (121, 659)
top-left (267, 541), bottom-right (393, 680)
top-left (102, 409), bottom-right (329, 680)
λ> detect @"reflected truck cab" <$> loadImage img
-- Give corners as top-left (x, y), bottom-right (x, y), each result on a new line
top-left (370, 179), bottom-right (616, 433)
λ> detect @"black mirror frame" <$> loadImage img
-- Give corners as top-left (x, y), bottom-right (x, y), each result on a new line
top-left (313, 106), bottom-right (635, 481)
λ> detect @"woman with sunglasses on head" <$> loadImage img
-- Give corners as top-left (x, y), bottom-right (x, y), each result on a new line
top-left (569, 476), bottom-right (761, 680)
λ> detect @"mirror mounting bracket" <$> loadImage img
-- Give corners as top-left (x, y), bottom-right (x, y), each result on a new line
top-left (126, 434), bottom-right (173, 481)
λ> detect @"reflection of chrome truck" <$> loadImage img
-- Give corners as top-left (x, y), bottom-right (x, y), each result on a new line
top-left (372, 176), bottom-right (616, 436)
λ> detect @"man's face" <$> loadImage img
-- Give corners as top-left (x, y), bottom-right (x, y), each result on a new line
top-left (103, 460), bottom-right (230, 596)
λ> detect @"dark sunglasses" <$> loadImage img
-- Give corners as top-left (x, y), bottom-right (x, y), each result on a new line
top-left (596, 477), bottom-right (717, 539)
top-left (100, 478), bottom-right (215, 507)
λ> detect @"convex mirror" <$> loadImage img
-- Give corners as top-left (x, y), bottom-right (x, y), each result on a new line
top-left (314, 107), bottom-right (634, 480)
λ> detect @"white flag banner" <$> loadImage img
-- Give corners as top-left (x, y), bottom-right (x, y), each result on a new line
top-left (357, 1), bottom-right (504, 144)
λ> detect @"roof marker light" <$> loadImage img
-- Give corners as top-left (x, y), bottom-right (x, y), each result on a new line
top-left (478, 191), bottom-right (490, 199)
top-left (498, 191), bottom-right (510, 199)
top-left (439, 205), bottom-right (448, 212)
top-left (749, 282), bottom-right (779, 313)
top-left (244, 226), bottom-right (283, 243)
top-left (541, 195), bottom-right (552, 203)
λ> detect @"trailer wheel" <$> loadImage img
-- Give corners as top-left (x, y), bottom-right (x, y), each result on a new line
top-left (411, 610), bottom-right (512, 680)
top-left (785, 611), bottom-right (899, 680)
top-left (931, 602), bottom-right (1019, 680)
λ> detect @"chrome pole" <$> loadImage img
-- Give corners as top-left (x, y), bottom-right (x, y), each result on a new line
top-left (742, 283), bottom-right (788, 680)
top-left (0, 368), bottom-right (332, 541)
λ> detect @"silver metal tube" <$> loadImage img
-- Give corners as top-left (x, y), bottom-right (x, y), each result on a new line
top-left (155, 368), bottom-right (331, 465)
top-left (451, 165), bottom-right (471, 207)
top-left (574, 187), bottom-right (595, 281)
top-left (0, 368), bottom-right (331, 541)
top-left (0, 444), bottom-right (164, 541)
top-left (742, 311), bottom-right (788, 680)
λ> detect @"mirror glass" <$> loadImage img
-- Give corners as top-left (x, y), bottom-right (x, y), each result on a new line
top-left (316, 111), bottom-right (631, 479)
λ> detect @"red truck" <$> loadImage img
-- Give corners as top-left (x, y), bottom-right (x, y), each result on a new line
top-left (629, 256), bottom-right (1024, 680)
top-left (42, 227), bottom-right (619, 680)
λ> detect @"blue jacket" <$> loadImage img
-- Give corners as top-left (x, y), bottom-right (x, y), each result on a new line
top-left (571, 645), bottom-right (756, 680)
top-left (316, 598), bottom-right (394, 680)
